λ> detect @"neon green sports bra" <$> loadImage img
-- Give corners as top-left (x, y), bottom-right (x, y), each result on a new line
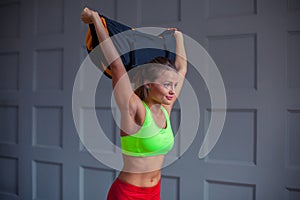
top-left (121, 102), bottom-right (174, 157)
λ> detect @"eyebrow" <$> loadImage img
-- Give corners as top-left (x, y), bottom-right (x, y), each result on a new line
top-left (161, 81), bottom-right (178, 84)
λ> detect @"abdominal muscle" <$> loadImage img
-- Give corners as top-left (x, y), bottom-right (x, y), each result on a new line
top-left (118, 154), bottom-right (165, 187)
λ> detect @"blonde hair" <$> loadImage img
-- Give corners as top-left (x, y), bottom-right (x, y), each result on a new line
top-left (130, 57), bottom-right (177, 100)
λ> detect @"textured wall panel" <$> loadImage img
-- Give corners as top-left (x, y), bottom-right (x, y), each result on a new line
top-left (207, 0), bottom-right (257, 18)
top-left (287, 31), bottom-right (300, 88)
top-left (171, 108), bottom-right (181, 134)
top-left (79, 167), bottom-right (115, 200)
top-left (161, 176), bottom-right (180, 200)
top-left (286, 110), bottom-right (300, 168)
top-left (79, 107), bottom-right (116, 152)
top-left (83, 0), bottom-right (117, 19)
top-left (0, 156), bottom-right (18, 196)
top-left (0, 1), bottom-right (20, 38)
top-left (205, 109), bottom-right (257, 165)
top-left (288, 0), bottom-right (300, 11)
top-left (169, 108), bottom-right (181, 157)
top-left (77, 56), bottom-right (102, 91)
top-left (140, 0), bottom-right (181, 24)
top-left (204, 180), bottom-right (255, 200)
top-left (115, 0), bottom-right (140, 25)
top-left (0, 106), bottom-right (18, 144)
top-left (286, 188), bottom-right (300, 200)
top-left (0, 0), bottom-right (298, 199)
top-left (32, 161), bottom-right (62, 200)
top-left (34, 49), bottom-right (63, 91)
top-left (0, 52), bottom-right (19, 90)
top-left (96, 107), bottom-right (117, 146)
top-left (35, 0), bottom-right (64, 35)
top-left (33, 106), bottom-right (63, 148)
top-left (207, 34), bottom-right (257, 89)
top-left (80, 46), bottom-right (88, 64)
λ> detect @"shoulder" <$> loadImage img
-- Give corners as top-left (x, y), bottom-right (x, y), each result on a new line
top-left (162, 104), bottom-right (173, 116)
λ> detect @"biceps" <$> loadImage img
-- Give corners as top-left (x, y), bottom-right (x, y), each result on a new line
top-left (112, 71), bottom-right (139, 112)
top-left (174, 69), bottom-right (186, 95)
top-left (112, 75), bottom-right (135, 108)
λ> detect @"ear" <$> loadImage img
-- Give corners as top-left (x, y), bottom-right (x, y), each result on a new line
top-left (144, 80), bottom-right (151, 89)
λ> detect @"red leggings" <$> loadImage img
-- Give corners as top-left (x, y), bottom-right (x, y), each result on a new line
top-left (107, 178), bottom-right (161, 200)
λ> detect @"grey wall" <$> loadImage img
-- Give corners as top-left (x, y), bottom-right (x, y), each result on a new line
top-left (0, 0), bottom-right (300, 199)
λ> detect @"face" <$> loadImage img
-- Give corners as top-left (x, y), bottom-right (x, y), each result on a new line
top-left (146, 70), bottom-right (178, 105)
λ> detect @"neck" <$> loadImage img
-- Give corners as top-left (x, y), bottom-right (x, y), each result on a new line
top-left (144, 99), bottom-right (162, 113)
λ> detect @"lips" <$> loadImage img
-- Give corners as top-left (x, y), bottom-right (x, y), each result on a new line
top-left (166, 96), bottom-right (173, 100)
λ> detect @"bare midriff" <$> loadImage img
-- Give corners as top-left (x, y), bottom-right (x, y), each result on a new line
top-left (118, 154), bottom-right (164, 187)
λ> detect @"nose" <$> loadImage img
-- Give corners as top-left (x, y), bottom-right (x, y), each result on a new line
top-left (169, 88), bottom-right (175, 94)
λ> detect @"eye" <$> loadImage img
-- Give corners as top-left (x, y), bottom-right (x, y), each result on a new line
top-left (163, 83), bottom-right (171, 88)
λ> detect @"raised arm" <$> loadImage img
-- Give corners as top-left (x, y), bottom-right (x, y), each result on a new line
top-left (166, 30), bottom-right (187, 111)
top-left (81, 8), bottom-right (139, 111)
top-left (174, 31), bottom-right (187, 77)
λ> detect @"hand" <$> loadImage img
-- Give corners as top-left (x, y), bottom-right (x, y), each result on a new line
top-left (167, 28), bottom-right (178, 31)
top-left (81, 7), bottom-right (97, 24)
top-left (166, 28), bottom-right (182, 37)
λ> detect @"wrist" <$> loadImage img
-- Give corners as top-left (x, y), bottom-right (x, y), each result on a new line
top-left (174, 31), bottom-right (183, 39)
top-left (91, 11), bottom-right (99, 22)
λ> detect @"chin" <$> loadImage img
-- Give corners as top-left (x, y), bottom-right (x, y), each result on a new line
top-left (164, 102), bottom-right (172, 106)
top-left (163, 99), bottom-right (173, 105)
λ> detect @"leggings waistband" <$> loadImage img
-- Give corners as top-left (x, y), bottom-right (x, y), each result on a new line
top-left (115, 178), bottom-right (161, 193)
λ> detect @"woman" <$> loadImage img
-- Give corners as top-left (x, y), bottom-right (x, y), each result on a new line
top-left (81, 7), bottom-right (187, 200)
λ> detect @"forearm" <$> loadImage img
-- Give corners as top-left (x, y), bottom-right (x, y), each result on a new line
top-left (91, 13), bottom-right (130, 99)
top-left (82, 8), bottom-right (133, 108)
top-left (90, 11), bottom-right (122, 68)
top-left (174, 31), bottom-right (187, 74)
